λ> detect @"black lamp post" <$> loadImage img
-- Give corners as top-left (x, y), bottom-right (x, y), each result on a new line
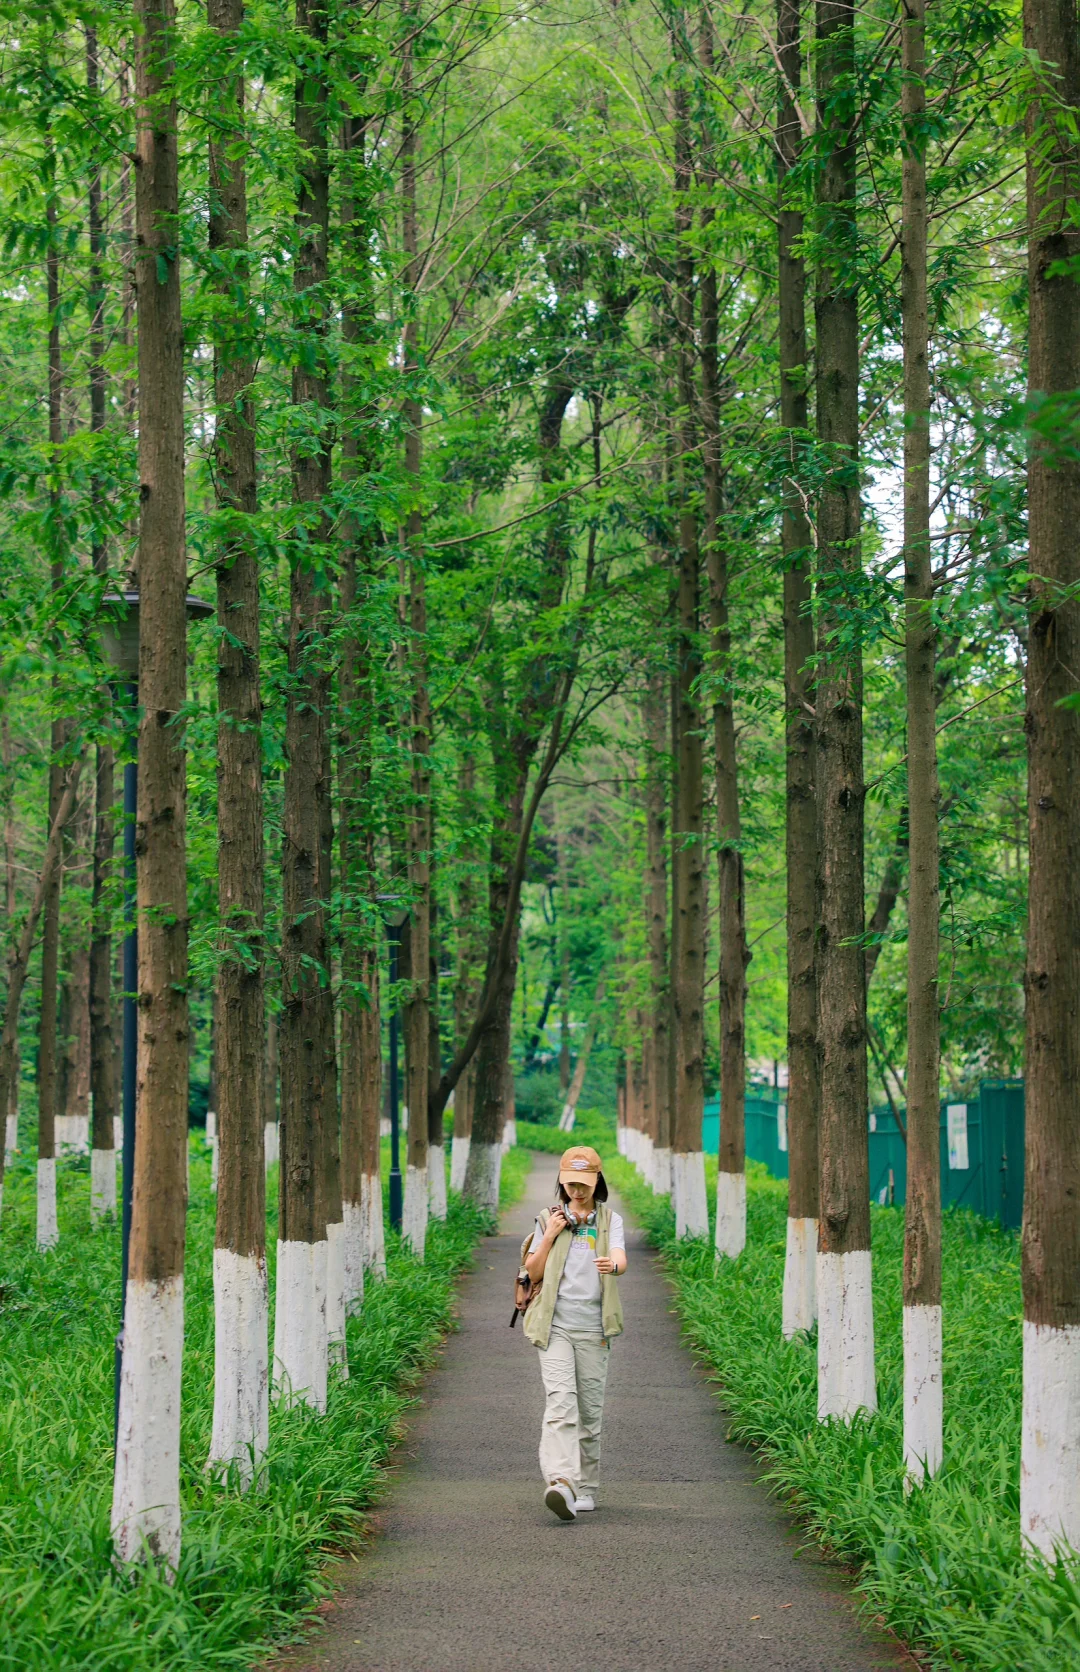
top-left (379, 898), bottom-right (408, 1232)
top-left (98, 589), bottom-right (213, 1441)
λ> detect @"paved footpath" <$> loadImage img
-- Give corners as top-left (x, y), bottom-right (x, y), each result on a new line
top-left (273, 1154), bottom-right (909, 1672)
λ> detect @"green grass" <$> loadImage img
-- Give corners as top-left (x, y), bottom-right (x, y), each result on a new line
top-left (0, 1134), bottom-right (529, 1671)
top-left (514, 1105), bottom-right (615, 1160)
top-left (607, 1153), bottom-right (1080, 1671)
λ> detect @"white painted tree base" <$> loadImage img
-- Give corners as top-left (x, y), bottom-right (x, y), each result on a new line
top-left (428, 1144), bottom-right (447, 1220)
top-left (37, 1158), bottom-right (58, 1251)
top-left (112, 1274), bottom-right (184, 1570)
top-left (715, 1170), bottom-right (747, 1259)
top-left (639, 1135), bottom-right (655, 1186)
top-left (273, 1238), bottom-right (328, 1412)
top-left (817, 1249), bottom-right (877, 1421)
top-left (113, 1115), bottom-right (123, 1149)
top-left (208, 1247), bottom-right (269, 1485)
top-left (403, 1164), bottom-right (428, 1258)
top-left (651, 1145), bottom-right (671, 1197)
top-left (206, 1110), bottom-right (216, 1143)
top-left (4, 1112), bottom-right (16, 1156)
top-left (782, 1216), bottom-right (818, 1338)
top-left (55, 1115), bottom-right (89, 1154)
top-left (449, 1133), bottom-right (470, 1193)
top-left (903, 1302), bottom-right (942, 1486)
top-left (558, 1103), bottom-right (576, 1132)
top-left (502, 1119), bottom-right (516, 1152)
top-left (361, 1171), bottom-right (386, 1278)
top-left (342, 1197), bottom-right (365, 1313)
top-left (1021, 1318), bottom-right (1080, 1558)
top-left (263, 1120), bottom-right (279, 1171)
top-left (463, 1139), bottom-right (502, 1216)
top-left (91, 1147), bottom-right (117, 1222)
top-left (210, 1137), bottom-right (218, 1193)
top-left (325, 1218), bottom-right (348, 1377)
top-left (673, 1151), bottom-right (708, 1239)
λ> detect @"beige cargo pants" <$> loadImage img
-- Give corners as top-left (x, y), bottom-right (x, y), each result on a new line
top-left (537, 1327), bottom-right (610, 1496)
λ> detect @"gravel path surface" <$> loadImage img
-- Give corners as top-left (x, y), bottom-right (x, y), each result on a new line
top-left (271, 1153), bottom-right (908, 1672)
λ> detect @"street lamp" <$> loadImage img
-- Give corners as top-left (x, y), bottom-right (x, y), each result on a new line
top-left (98, 589), bottom-right (214, 1440)
top-left (378, 897), bottom-right (408, 1233)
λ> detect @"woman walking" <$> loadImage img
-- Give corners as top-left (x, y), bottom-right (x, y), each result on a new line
top-left (522, 1144), bottom-right (625, 1520)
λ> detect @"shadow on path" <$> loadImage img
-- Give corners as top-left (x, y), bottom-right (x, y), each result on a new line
top-left (270, 1153), bottom-right (909, 1672)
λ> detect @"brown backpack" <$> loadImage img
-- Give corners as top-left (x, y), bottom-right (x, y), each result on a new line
top-left (509, 1211), bottom-right (549, 1328)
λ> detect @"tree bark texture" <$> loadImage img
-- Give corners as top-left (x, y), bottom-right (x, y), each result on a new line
top-left (779, 0), bottom-right (820, 1337)
top-left (400, 28), bottom-right (430, 1254)
top-left (207, 0), bottom-right (268, 1481)
top-left (339, 106), bottom-right (384, 1288)
top-left (275, 0), bottom-right (333, 1414)
top-left (0, 759), bottom-right (84, 1217)
top-left (701, 242), bottom-right (750, 1261)
top-left (670, 71), bottom-right (707, 1237)
top-left (644, 673), bottom-right (671, 1192)
top-left (112, 0), bottom-right (190, 1568)
top-left (814, 0), bottom-right (875, 1421)
top-left (38, 176), bottom-right (67, 1245)
top-left (900, 0), bottom-right (943, 1486)
top-left (1020, 0), bottom-right (1080, 1557)
top-left (90, 735), bottom-right (117, 1192)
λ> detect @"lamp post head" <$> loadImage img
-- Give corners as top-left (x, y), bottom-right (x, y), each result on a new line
top-left (99, 589), bottom-right (215, 682)
top-left (377, 894), bottom-right (409, 929)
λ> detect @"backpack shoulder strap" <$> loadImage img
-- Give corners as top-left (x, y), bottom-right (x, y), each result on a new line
top-left (519, 1210), bottom-right (549, 1267)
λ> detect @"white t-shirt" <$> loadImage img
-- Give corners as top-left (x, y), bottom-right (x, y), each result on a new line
top-left (529, 1208), bottom-right (625, 1335)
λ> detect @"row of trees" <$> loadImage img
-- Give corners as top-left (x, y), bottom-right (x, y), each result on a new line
top-left (2, 0), bottom-right (1079, 1574)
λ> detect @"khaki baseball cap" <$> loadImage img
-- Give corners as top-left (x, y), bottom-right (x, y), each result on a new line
top-left (559, 1145), bottom-right (602, 1186)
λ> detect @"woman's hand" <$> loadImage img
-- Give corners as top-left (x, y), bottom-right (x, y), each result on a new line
top-left (594, 1256), bottom-right (620, 1276)
top-left (546, 1208), bottom-right (570, 1240)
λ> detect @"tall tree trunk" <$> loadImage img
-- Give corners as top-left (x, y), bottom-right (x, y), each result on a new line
top-left (462, 769), bottom-right (522, 1211)
top-left (814, 0), bottom-right (875, 1423)
top-left (38, 170), bottom-right (66, 1254)
top-left (559, 1006), bottom-right (600, 1130)
top-left (900, 0), bottom-right (942, 1487)
top-left (90, 734), bottom-right (117, 1219)
top-left (644, 673), bottom-right (672, 1197)
top-left (60, 823), bottom-right (92, 1154)
top-left (427, 854), bottom-right (447, 1219)
top-left (450, 753), bottom-right (480, 1192)
top-left (275, 0), bottom-right (333, 1414)
top-left (556, 797), bottom-right (572, 1094)
top-left (338, 106), bottom-right (384, 1292)
top-left (0, 759), bottom-right (84, 1224)
top-left (778, 0), bottom-right (820, 1339)
top-left (85, 21), bottom-right (115, 1220)
top-left (698, 43), bottom-right (750, 1257)
top-left (1020, 0), bottom-right (1080, 1557)
top-left (111, 0), bottom-right (189, 1567)
top-left (206, 0), bottom-right (268, 1482)
top-left (263, 1005), bottom-right (279, 1171)
top-left (320, 729), bottom-right (345, 1375)
top-left (400, 20), bottom-right (431, 1256)
top-left (670, 66), bottom-right (708, 1238)
top-left (2, 717), bottom-right (18, 1157)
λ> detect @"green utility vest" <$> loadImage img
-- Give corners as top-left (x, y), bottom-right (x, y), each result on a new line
top-left (523, 1200), bottom-right (624, 1350)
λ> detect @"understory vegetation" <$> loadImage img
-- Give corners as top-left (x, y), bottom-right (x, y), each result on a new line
top-left (0, 1141), bottom-right (530, 1672)
top-left (607, 1156), bottom-right (1080, 1672)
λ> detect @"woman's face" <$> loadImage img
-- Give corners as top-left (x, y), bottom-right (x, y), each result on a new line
top-left (564, 1179), bottom-right (595, 1214)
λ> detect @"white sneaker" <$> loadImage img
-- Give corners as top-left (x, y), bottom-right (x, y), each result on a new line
top-left (574, 1495), bottom-right (596, 1512)
top-left (543, 1480), bottom-right (577, 1521)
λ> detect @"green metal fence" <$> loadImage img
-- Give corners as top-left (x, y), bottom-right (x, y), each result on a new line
top-left (703, 1078), bottom-right (1025, 1231)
